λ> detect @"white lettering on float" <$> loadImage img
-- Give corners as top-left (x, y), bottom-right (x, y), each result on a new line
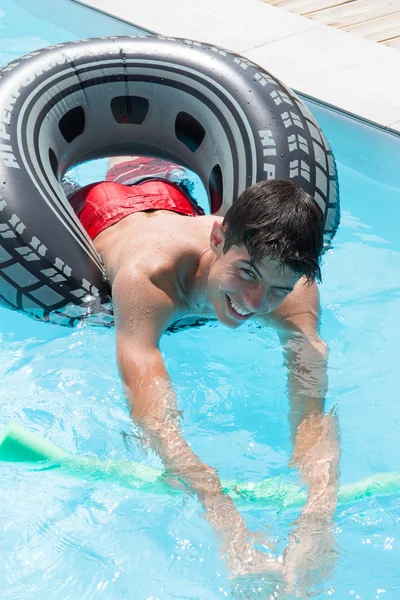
top-left (0, 122), bottom-right (10, 141)
top-left (0, 191), bottom-right (7, 211)
top-left (66, 47), bottom-right (99, 63)
top-left (0, 90), bottom-right (21, 167)
top-left (258, 130), bottom-right (276, 179)
top-left (1, 89), bottom-right (21, 117)
top-left (21, 54), bottom-right (70, 87)
top-left (0, 144), bottom-right (19, 169)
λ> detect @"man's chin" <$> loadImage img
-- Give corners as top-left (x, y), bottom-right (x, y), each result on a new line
top-left (216, 313), bottom-right (243, 329)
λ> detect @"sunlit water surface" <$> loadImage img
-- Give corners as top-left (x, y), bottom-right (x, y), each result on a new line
top-left (0, 1), bottom-right (399, 598)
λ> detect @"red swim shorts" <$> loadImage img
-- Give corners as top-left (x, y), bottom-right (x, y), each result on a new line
top-left (71, 178), bottom-right (205, 241)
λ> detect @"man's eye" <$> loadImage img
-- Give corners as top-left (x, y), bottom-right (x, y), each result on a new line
top-left (240, 268), bottom-right (256, 280)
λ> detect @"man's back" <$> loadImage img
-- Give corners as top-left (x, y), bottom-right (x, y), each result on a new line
top-left (94, 208), bottom-right (220, 327)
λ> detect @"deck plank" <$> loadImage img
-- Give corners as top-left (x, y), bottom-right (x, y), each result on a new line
top-left (366, 26), bottom-right (400, 42)
top-left (269, 0), bottom-right (346, 10)
top-left (385, 36), bottom-right (400, 48)
top-left (260, 0), bottom-right (400, 48)
top-left (308, 1), bottom-right (400, 27)
top-left (345, 13), bottom-right (400, 35)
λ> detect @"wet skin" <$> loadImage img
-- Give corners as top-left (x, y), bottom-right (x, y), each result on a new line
top-left (94, 210), bottom-right (301, 330)
top-left (93, 206), bottom-right (338, 590)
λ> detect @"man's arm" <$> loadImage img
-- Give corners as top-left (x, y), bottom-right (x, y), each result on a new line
top-left (267, 278), bottom-right (340, 595)
top-left (112, 268), bottom-right (282, 578)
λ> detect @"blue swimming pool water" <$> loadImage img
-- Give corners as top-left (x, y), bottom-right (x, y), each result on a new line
top-left (0, 1), bottom-right (399, 599)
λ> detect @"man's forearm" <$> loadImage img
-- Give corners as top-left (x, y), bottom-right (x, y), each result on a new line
top-left (284, 333), bottom-right (329, 429)
top-left (283, 332), bottom-right (340, 520)
top-left (126, 378), bottom-right (283, 579)
top-left (126, 379), bottom-right (253, 546)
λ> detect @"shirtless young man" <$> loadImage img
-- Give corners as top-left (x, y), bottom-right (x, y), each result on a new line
top-left (70, 157), bottom-right (340, 590)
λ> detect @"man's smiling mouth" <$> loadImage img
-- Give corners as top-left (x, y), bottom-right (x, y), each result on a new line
top-left (226, 294), bottom-right (253, 320)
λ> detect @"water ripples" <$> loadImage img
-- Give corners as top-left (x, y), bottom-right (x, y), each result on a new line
top-left (1, 180), bottom-right (400, 597)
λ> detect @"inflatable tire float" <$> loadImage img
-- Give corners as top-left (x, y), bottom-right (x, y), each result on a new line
top-left (0, 36), bottom-right (340, 326)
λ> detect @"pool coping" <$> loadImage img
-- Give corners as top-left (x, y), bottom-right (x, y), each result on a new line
top-left (72, 0), bottom-right (400, 134)
top-left (294, 90), bottom-right (400, 139)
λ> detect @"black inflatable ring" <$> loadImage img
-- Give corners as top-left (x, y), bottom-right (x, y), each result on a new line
top-left (0, 35), bottom-right (340, 326)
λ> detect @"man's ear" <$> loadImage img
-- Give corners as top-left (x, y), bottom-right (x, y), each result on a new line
top-left (210, 220), bottom-right (225, 254)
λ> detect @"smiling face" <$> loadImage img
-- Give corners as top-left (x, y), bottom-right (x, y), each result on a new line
top-left (207, 221), bottom-right (301, 328)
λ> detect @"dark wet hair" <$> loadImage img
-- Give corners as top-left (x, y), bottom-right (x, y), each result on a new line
top-left (222, 179), bottom-right (324, 282)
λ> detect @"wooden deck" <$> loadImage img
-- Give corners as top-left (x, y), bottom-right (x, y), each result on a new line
top-left (261, 0), bottom-right (400, 49)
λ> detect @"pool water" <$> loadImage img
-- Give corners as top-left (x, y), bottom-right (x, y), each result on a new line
top-left (0, 1), bottom-right (400, 599)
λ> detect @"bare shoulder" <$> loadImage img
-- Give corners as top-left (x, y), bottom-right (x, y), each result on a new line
top-left (98, 213), bottom-right (214, 338)
top-left (111, 263), bottom-right (179, 345)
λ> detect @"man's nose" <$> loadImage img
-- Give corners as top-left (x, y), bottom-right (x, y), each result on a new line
top-left (244, 286), bottom-right (269, 313)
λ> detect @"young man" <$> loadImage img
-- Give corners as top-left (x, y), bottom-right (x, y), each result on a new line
top-left (71, 157), bottom-right (340, 591)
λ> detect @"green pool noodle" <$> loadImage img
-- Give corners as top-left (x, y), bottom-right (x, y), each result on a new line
top-left (1, 422), bottom-right (399, 510)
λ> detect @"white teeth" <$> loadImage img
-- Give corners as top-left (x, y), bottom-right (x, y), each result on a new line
top-left (229, 297), bottom-right (252, 316)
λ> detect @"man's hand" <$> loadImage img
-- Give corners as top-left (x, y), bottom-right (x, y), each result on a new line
top-left (283, 410), bottom-right (340, 597)
top-left (283, 518), bottom-right (338, 598)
